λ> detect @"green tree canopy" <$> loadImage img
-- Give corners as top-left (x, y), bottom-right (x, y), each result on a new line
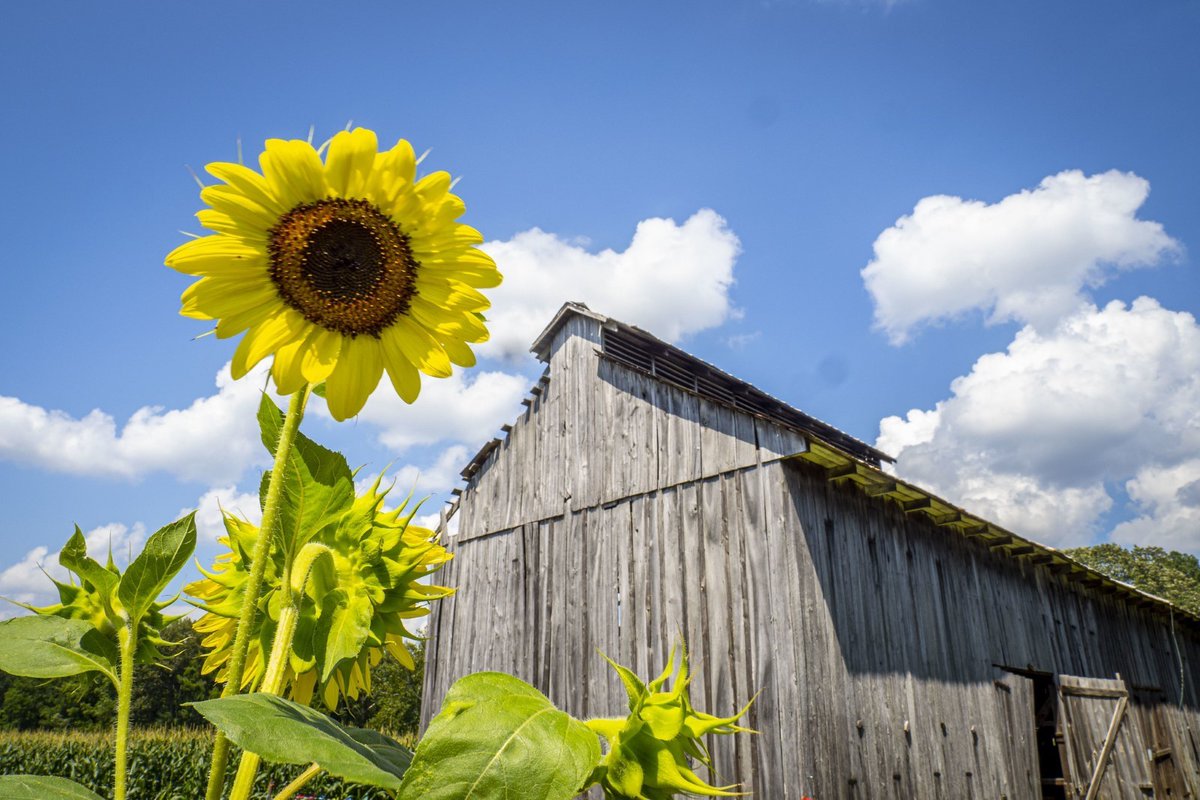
top-left (1065, 544), bottom-right (1200, 616)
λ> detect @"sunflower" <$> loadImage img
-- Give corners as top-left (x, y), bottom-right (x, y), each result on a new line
top-left (167, 128), bottom-right (500, 420)
top-left (186, 477), bottom-right (452, 710)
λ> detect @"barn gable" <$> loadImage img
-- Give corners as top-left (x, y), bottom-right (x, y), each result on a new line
top-left (423, 303), bottom-right (1200, 799)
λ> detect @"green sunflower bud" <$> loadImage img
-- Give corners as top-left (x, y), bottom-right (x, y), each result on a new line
top-left (587, 645), bottom-right (755, 800)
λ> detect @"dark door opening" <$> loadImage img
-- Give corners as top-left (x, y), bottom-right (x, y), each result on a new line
top-left (1030, 672), bottom-right (1067, 799)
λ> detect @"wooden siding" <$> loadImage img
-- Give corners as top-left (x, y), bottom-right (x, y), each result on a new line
top-left (423, 313), bottom-right (1200, 799)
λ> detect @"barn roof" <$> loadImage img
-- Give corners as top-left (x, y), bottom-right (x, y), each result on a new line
top-left (531, 302), bottom-right (893, 467)
top-left (452, 302), bottom-right (1200, 632)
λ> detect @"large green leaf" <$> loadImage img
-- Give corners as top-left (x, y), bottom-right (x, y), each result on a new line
top-left (0, 616), bottom-right (116, 684)
top-left (0, 775), bottom-right (106, 800)
top-left (257, 395), bottom-right (354, 557)
top-left (192, 692), bottom-right (412, 789)
top-left (59, 526), bottom-right (119, 599)
top-left (398, 672), bottom-right (601, 800)
top-left (117, 513), bottom-right (196, 623)
top-left (314, 587), bottom-right (373, 682)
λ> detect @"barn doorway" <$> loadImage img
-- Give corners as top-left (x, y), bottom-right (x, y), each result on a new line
top-left (1030, 672), bottom-right (1068, 799)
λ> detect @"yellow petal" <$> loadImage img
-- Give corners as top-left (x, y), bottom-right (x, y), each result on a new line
top-left (259, 138), bottom-right (326, 207)
top-left (391, 316), bottom-right (453, 378)
top-left (299, 326), bottom-right (343, 385)
top-left (196, 209), bottom-right (268, 242)
top-left (271, 337), bottom-right (308, 395)
top-left (231, 310), bottom-right (308, 379)
top-left (325, 128), bottom-right (378, 198)
top-left (200, 185), bottom-right (279, 234)
top-left (181, 276), bottom-right (276, 319)
top-left (437, 337), bottom-right (476, 368)
top-left (206, 162), bottom-right (286, 215)
top-left (379, 328), bottom-right (422, 403)
top-left (324, 336), bottom-right (384, 420)
top-left (166, 236), bottom-right (266, 276)
top-left (214, 299), bottom-right (280, 339)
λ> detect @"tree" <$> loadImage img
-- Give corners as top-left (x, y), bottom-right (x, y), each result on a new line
top-left (1065, 544), bottom-right (1200, 615)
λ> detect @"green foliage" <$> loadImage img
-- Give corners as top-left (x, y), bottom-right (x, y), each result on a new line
top-left (193, 693), bottom-right (412, 790)
top-left (0, 775), bottom-right (105, 800)
top-left (335, 638), bottom-right (426, 735)
top-left (257, 393), bottom-right (354, 560)
top-left (1065, 543), bottom-right (1200, 615)
top-left (117, 515), bottom-right (196, 624)
top-left (0, 671), bottom-right (115, 731)
top-left (0, 728), bottom-right (403, 799)
top-left (398, 672), bottom-right (600, 800)
top-left (0, 617), bottom-right (117, 685)
top-left (129, 619), bottom-right (220, 728)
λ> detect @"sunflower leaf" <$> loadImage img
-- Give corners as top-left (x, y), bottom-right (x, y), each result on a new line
top-left (59, 526), bottom-right (119, 599)
top-left (397, 672), bottom-right (601, 800)
top-left (313, 587), bottom-right (373, 682)
top-left (257, 395), bottom-right (354, 559)
top-left (0, 616), bottom-right (117, 685)
top-left (192, 693), bottom-right (412, 789)
top-left (118, 513), bottom-right (197, 624)
top-left (0, 775), bottom-right (106, 800)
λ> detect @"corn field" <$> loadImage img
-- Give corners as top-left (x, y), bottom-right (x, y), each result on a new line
top-left (0, 727), bottom-right (415, 800)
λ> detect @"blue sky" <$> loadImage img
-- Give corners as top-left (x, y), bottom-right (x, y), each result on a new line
top-left (1, 0), bottom-right (1198, 609)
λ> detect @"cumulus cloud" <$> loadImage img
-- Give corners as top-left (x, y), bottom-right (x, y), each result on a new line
top-left (357, 371), bottom-right (528, 453)
top-left (877, 299), bottom-right (1200, 548)
top-left (0, 522), bottom-right (146, 615)
top-left (0, 364), bottom-right (272, 484)
top-left (186, 485), bottom-right (263, 543)
top-left (862, 170), bottom-right (1180, 344)
top-left (1111, 460), bottom-right (1200, 552)
top-left (480, 209), bottom-right (740, 360)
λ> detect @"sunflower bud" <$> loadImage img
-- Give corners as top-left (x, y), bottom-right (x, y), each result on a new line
top-left (587, 646), bottom-right (754, 800)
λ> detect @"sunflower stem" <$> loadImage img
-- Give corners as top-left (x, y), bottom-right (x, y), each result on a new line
top-left (204, 385), bottom-right (310, 800)
top-left (229, 541), bottom-right (331, 800)
top-left (273, 763), bottom-right (321, 800)
top-left (113, 619), bottom-right (136, 800)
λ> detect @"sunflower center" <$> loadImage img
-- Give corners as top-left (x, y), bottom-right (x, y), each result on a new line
top-left (268, 198), bottom-right (418, 337)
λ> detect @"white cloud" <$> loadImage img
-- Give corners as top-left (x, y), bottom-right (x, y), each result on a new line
top-left (187, 485), bottom-right (263, 543)
top-left (1111, 460), bottom-right (1200, 552)
top-left (0, 363), bottom-right (273, 485)
top-left (0, 522), bottom-right (146, 615)
top-left (480, 209), bottom-right (741, 360)
top-left (357, 371), bottom-right (528, 453)
top-left (392, 445), bottom-right (471, 495)
top-left (878, 299), bottom-right (1200, 548)
top-left (862, 170), bottom-right (1180, 344)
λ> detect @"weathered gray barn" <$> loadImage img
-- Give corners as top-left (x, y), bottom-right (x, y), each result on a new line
top-left (422, 303), bottom-right (1200, 799)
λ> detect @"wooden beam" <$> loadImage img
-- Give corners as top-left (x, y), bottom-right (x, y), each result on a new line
top-left (901, 497), bottom-right (932, 513)
top-left (864, 481), bottom-right (897, 497)
top-left (500, 423), bottom-right (513, 433)
top-left (986, 535), bottom-right (1015, 548)
top-left (1008, 545), bottom-right (1035, 557)
top-left (931, 511), bottom-right (962, 526)
top-left (825, 463), bottom-right (859, 480)
top-left (1028, 554), bottom-right (1054, 566)
top-left (961, 524), bottom-right (990, 538)
top-left (1084, 694), bottom-right (1128, 800)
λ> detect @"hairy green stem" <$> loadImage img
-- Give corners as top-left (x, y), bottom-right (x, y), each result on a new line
top-left (229, 542), bottom-right (332, 800)
top-left (273, 763), bottom-right (321, 800)
top-left (113, 620), bottom-right (136, 800)
top-left (205, 386), bottom-right (310, 800)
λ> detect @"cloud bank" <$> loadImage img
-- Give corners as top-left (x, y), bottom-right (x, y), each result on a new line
top-left (863, 170), bottom-right (1179, 344)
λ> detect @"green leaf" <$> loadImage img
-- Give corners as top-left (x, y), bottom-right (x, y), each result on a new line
top-left (0, 775), bottom-right (106, 800)
top-left (0, 616), bottom-right (116, 684)
top-left (257, 395), bottom-right (354, 558)
top-left (117, 513), bottom-right (197, 623)
top-left (314, 587), bottom-right (373, 682)
top-left (59, 526), bottom-right (118, 599)
top-left (192, 692), bottom-right (412, 789)
top-left (398, 672), bottom-right (601, 800)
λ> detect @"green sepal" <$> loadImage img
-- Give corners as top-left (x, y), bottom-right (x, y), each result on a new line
top-left (118, 513), bottom-right (197, 624)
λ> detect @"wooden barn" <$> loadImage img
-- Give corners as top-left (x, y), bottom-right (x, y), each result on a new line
top-left (421, 302), bottom-right (1200, 799)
